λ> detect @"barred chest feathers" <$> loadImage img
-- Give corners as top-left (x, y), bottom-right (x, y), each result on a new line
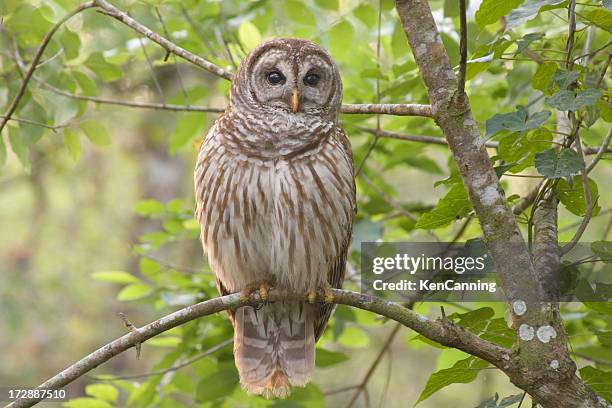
top-left (194, 120), bottom-right (354, 294)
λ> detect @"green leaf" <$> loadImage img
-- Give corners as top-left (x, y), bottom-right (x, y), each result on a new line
top-left (0, 131), bottom-right (6, 166)
top-left (415, 183), bottom-right (472, 229)
top-left (444, 0), bottom-right (460, 17)
top-left (285, 0), bottom-right (316, 26)
top-left (337, 326), bottom-right (369, 348)
top-left (80, 121), bottom-right (110, 146)
top-left (133, 199), bottom-right (166, 216)
top-left (237, 21), bottom-right (261, 51)
top-left (196, 366), bottom-right (238, 402)
top-left (485, 106), bottom-right (551, 138)
top-left (516, 32), bottom-right (544, 54)
top-left (315, 348), bottom-right (349, 367)
top-left (85, 52), bottom-right (122, 82)
top-left (475, 393), bottom-right (523, 408)
top-left (85, 384), bottom-right (118, 403)
top-left (498, 128), bottom-right (552, 171)
top-left (329, 21), bottom-right (354, 57)
top-left (580, 366), bottom-right (612, 403)
top-left (552, 69), bottom-right (580, 90)
top-left (532, 61), bottom-right (557, 94)
top-left (546, 89), bottom-right (602, 111)
top-left (582, 8), bottom-right (612, 32)
top-left (554, 176), bottom-right (600, 217)
top-left (314, 0), bottom-right (338, 10)
top-left (170, 113), bottom-right (204, 153)
top-left (73, 70), bottom-right (98, 96)
top-left (92, 271), bottom-right (139, 284)
top-left (417, 357), bottom-right (489, 404)
top-left (64, 398), bottom-right (113, 408)
top-left (592, 241), bottom-right (612, 263)
top-left (354, 4), bottom-right (377, 26)
top-left (117, 283), bottom-right (152, 301)
top-left (148, 336), bottom-right (182, 347)
top-left (60, 27), bottom-right (81, 60)
top-left (475, 0), bottom-right (524, 28)
top-left (8, 125), bottom-right (30, 170)
top-left (534, 148), bottom-right (583, 178)
top-left (139, 257), bottom-right (162, 275)
top-left (448, 307), bottom-right (495, 334)
top-left (507, 0), bottom-right (566, 29)
top-left (63, 128), bottom-right (80, 161)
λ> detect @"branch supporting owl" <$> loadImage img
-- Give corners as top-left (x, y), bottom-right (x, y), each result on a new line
top-left (5, 289), bottom-right (509, 408)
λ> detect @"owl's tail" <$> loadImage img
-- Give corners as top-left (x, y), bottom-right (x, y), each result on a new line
top-left (233, 302), bottom-right (315, 399)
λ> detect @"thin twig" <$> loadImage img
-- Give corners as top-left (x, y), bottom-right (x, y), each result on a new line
top-left (457, 0), bottom-right (467, 97)
top-left (586, 129), bottom-right (612, 174)
top-left (0, 115), bottom-right (67, 132)
top-left (359, 127), bottom-right (499, 148)
top-left (155, 6), bottom-right (190, 105)
top-left (561, 134), bottom-right (593, 255)
top-left (94, 0), bottom-right (233, 80)
top-left (566, 0), bottom-right (577, 70)
top-left (345, 323), bottom-right (402, 408)
top-left (358, 173), bottom-right (416, 222)
top-left (137, 36), bottom-right (164, 98)
top-left (38, 81), bottom-right (224, 113)
top-left (90, 338), bottom-right (233, 381)
top-left (0, 1), bottom-right (97, 136)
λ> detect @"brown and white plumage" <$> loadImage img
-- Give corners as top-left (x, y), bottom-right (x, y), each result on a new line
top-left (194, 38), bottom-right (355, 398)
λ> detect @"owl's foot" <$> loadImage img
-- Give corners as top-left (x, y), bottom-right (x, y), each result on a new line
top-left (308, 282), bottom-right (335, 304)
top-left (240, 280), bottom-right (274, 301)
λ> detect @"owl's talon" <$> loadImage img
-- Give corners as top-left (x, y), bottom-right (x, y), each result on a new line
top-left (259, 282), bottom-right (271, 300)
top-left (240, 279), bottom-right (274, 301)
top-left (320, 282), bottom-right (334, 304)
top-left (308, 289), bottom-right (317, 304)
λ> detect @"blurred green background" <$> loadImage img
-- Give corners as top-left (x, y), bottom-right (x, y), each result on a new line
top-left (1, 0), bottom-right (611, 407)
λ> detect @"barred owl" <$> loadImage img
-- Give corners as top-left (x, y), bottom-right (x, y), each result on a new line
top-left (194, 38), bottom-right (355, 398)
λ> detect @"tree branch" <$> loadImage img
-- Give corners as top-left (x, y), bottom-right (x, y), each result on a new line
top-left (457, 0), bottom-right (467, 97)
top-left (393, 2), bottom-right (606, 406)
top-left (340, 103), bottom-right (432, 117)
top-left (561, 133), bottom-right (593, 255)
top-left (586, 128), bottom-right (612, 174)
top-left (394, 0), bottom-right (542, 313)
top-left (93, 0), bottom-right (232, 80)
top-left (6, 289), bottom-right (508, 408)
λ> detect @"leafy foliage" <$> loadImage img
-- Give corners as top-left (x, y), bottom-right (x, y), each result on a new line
top-left (0, 0), bottom-right (611, 406)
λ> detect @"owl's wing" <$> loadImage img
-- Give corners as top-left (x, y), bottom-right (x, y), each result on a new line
top-left (313, 127), bottom-right (356, 341)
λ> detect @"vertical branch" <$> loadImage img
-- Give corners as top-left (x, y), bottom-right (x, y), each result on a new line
top-left (561, 134), bottom-right (593, 254)
top-left (565, 0), bottom-right (577, 70)
top-left (457, 0), bottom-right (468, 97)
top-left (354, 0), bottom-right (384, 177)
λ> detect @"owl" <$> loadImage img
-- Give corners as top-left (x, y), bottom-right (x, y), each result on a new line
top-left (194, 38), bottom-right (355, 398)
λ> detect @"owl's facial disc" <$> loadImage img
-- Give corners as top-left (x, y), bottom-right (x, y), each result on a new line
top-left (247, 45), bottom-right (338, 116)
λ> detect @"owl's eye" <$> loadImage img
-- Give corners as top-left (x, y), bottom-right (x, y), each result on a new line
top-left (303, 73), bottom-right (320, 86)
top-left (267, 71), bottom-right (285, 85)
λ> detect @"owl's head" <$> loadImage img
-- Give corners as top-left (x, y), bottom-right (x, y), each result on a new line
top-left (230, 38), bottom-right (342, 121)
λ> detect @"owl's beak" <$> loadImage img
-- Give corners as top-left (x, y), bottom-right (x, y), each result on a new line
top-left (290, 88), bottom-right (300, 113)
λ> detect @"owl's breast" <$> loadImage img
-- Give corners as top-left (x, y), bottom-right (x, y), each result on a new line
top-left (195, 125), bottom-right (354, 293)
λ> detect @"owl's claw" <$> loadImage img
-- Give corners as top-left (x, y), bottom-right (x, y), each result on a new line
top-left (240, 279), bottom-right (274, 302)
top-left (308, 282), bottom-right (335, 304)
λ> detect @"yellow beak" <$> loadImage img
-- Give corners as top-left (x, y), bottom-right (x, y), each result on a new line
top-left (290, 88), bottom-right (300, 113)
